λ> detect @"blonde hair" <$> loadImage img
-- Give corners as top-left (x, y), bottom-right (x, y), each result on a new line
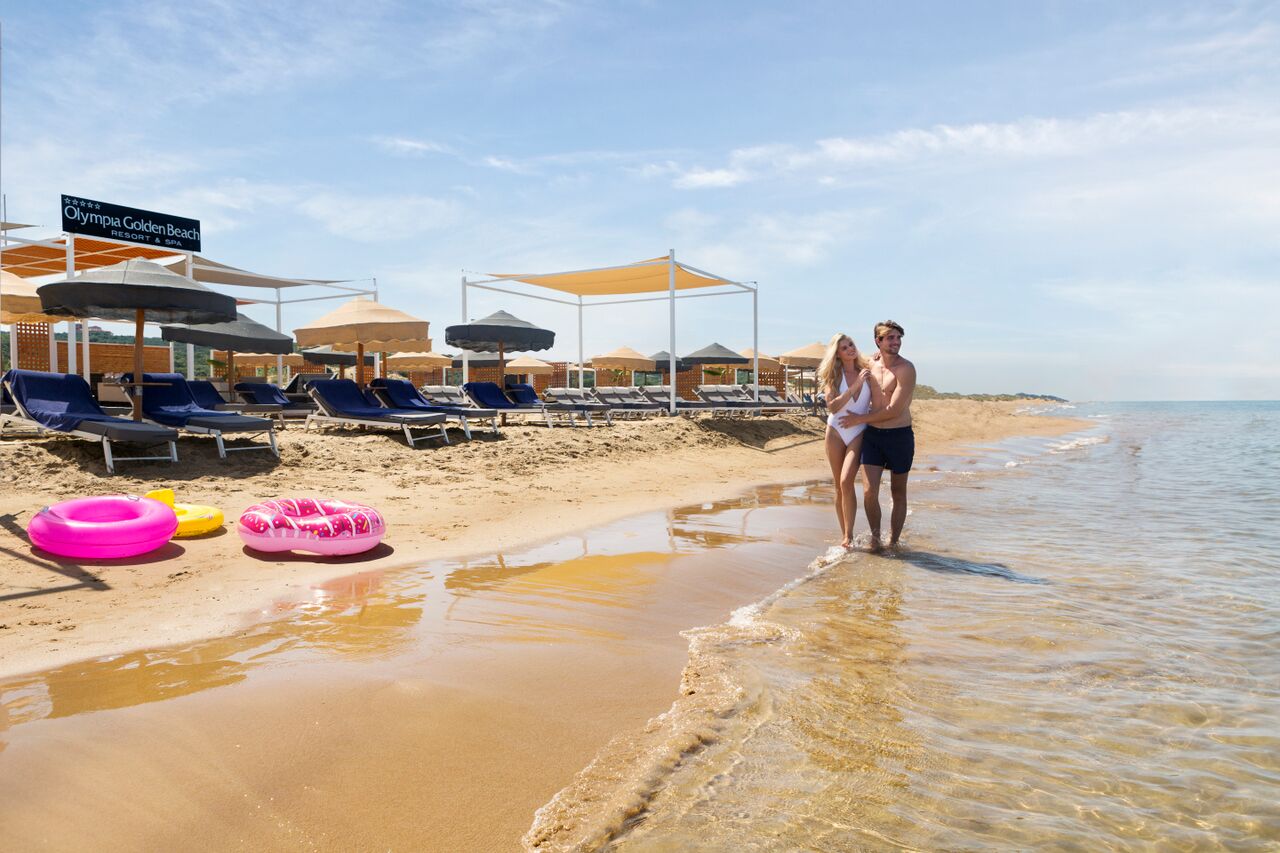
top-left (817, 333), bottom-right (870, 396)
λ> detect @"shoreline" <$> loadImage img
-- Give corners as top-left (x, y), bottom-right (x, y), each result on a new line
top-left (0, 401), bottom-right (1087, 681)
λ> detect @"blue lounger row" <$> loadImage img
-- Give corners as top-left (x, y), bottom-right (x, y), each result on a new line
top-left (304, 378), bottom-right (450, 447)
top-left (120, 373), bottom-right (279, 459)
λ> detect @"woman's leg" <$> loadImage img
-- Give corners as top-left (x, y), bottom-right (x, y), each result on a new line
top-left (839, 433), bottom-right (864, 547)
top-left (825, 426), bottom-right (848, 538)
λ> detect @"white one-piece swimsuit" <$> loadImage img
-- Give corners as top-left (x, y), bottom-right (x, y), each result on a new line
top-left (827, 372), bottom-right (872, 447)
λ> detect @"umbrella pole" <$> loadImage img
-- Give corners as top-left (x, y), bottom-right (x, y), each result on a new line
top-left (380, 352), bottom-right (387, 379)
top-left (498, 342), bottom-right (507, 427)
top-left (356, 342), bottom-right (365, 387)
top-left (227, 350), bottom-right (236, 389)
top-left (133, 308), bottom-right (145, 421)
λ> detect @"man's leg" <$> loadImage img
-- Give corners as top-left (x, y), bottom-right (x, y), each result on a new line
top-left (889, 471), bottom-right (909, 547)
top-left (862, 464), bottom-right (885, 551)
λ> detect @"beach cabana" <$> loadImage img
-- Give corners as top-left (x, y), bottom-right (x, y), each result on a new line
top-left (504, 354), bottom-right (555, 383)
top-left (38, 259), bottom-right (237, 420)
top-left (295, 297), bottom-right (431, 386)
top-left (682, 342), bottom-right (750, 386)
top-left (460, 253), bottom-right (757, 413)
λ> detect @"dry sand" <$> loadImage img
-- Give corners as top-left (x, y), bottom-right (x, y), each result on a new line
top-left (0, 400), bottom-right (1082, 681)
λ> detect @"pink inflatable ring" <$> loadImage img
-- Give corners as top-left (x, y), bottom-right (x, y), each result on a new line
top-left (237, 497), bottom-right (385, 556)
top-left (28, 494), bottom-right (178, 560)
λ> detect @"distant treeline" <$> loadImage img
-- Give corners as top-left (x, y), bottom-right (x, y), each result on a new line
top-left (914, 383), bottom-right (1066, 403)
top-left (0, 329), bottom-right (212, 375)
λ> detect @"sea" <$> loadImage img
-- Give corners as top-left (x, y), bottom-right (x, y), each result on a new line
top-left (2, 401), bottom-right (1278, 851)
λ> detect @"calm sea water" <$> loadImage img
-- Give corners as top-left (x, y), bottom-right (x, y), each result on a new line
top-left (529, 402), bottom-right (1280, 850)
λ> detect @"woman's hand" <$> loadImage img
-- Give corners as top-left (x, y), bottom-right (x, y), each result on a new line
top-left (858, 368), bottom-right (871, 384)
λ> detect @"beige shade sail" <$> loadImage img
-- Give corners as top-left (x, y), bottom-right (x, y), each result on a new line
top-left (486, 257), bottom-right (738, 297)
top-left (1, 270), bottom-right (75, 323)
top-left (163, 254), bottom-right (344, 289)
top-left (387, 351), bottom-right (452, 370)
top-left (591, 345), bottom-right (655, 371)
top-left (740, 348), bottom-right (781, 371)
top-left (294, 296), bottom-right (431, 352)
top-left (778, 342), bottom-right (825, 368)
top-left (504, 355), bottom-right (555, 375)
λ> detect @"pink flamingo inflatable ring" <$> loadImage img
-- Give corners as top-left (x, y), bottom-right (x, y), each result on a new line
top-left (237, 498), bottom-right (385, 556)
top-left (28, 494), bottom-right (179, 560)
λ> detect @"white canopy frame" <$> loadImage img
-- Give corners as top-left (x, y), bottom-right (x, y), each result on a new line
top-left (1, 228), bottom-right (376, 382)
top-left (461, 251), bottom-right (758, 414)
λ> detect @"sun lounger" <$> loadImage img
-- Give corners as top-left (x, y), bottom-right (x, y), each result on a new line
top-left (638, 385), bottom-right (717, 416)
top-left (506, 383), bottom-right (608, 426)
top-left (541, 386), bottom-right (614, 426)
top-left (189, 380), bottom-right (284, 417)
top-left (737, 384), bottom-right (806, 412)
top-left (369, 378), bottom-right (499, 439)
top-left (122, 372), bottom-right (279, 459)
top-left (1, 369), bottom-right (179, 474)
top-left (282, 371), bottom-right (332, 404)
top-left (591, 387), bottom-right (664, 418)
top-left (462, 382), bottom-right (575, 427)
top-left (695, 385), bottom-right (763, 416)
top-left (233, 381), bottom-right (316, 421)
top-left (306, 379), bottom-right (449, 447)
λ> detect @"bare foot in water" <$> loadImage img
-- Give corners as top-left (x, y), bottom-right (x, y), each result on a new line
top-left (840, 536), bottom-right (853, 550)
top-left (868, 534), bottom-right (884, 553)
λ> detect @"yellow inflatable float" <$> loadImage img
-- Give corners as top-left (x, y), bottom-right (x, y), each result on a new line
top-left (144, 489), bottom-right (225, 538)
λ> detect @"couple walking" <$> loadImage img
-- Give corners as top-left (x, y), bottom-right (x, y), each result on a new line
top-left (821, 320), bottom-right (916, 552)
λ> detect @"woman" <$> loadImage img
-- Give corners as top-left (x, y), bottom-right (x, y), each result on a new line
top-left (819, 332), bottom-right (871, 549)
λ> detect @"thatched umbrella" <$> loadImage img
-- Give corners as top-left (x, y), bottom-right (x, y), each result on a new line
top-left (161, 312), bottom-right (293, 386)
top-left (593, 346), bottom-right (654, 386)
top-left (445, 310), bottom-right (554, 380)
top-left (386, 351), bottom-right (453, 371)
top-left (295, 296), bottom-right (430, 386)
top-left (38, 259), bottom-right (236, 419)
top-left (2, 270), bottom-right (74, 324)
top-left (505, 354), bottom-right (554, 384)
top-left (739, 348), bottom-right (780, 371)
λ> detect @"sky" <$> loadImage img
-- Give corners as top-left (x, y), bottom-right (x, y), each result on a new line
top-left (2, 0), bottom-right (1277, 400)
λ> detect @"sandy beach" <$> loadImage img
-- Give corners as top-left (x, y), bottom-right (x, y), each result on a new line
top-left (0, 401), bottom-right (1081, 681)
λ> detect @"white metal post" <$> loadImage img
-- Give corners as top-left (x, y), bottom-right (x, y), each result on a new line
top-left (65, 235), bottom-right (77, 375)
top-left (81, 318), bottom-right (91, 379)
top-left (577, 296), bottom-right (584, 388)
top-left (168, 342), bottom-right (175, 372)
top-left (668, 250), bottom-right (677, 414)
top-left (461, 275), bottom-right (469, 384)
top-left (275, 294), bottom-right (283, 384)
top-left (185, 255), bottom-right (195, 379)
top-left (7, 324), bottom-right (15, 368)
top-left (752, 288), bottom-right (759, 401)
top-left (47, 324), bottom-right (55, 370)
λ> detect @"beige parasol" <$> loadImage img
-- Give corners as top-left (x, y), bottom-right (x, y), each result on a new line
top-left (779, 342), bottom-right (827, 411)
top-left (386, 351), bottom-right (453, 371)
top-left (505, 354), bottom-right (555, 376)
top-left (1, 270), bottom-right (74, 324)
top-left (739, 348), bottom-right (781, 371)
top-left (294, 296), bottom-right (431, 386)
top-left (591, 345), bottom-right (655, 372)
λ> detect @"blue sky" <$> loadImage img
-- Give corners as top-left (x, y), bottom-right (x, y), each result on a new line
top-left (2, 1), bottom-right (1277, 400)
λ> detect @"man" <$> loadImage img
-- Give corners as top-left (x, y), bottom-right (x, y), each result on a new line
top-left (839, 320), bottom-right (915, 551)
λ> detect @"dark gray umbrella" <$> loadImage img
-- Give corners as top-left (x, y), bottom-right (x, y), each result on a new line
top-left (681, 342), bottom-right (750, 365)
top-left (445, 310), bottom-right (555, 378)
top-left (450, 351), bottom-right (501, 368)
top-left (648, 351), bottom-right (690, 373)
top-left (38, 259), bottom-right (237, 420)
top-left (162, 313), bottom-right (294, 385)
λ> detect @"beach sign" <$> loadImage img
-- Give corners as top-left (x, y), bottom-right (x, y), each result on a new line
top-left (61, 194), bottom-right (202, 252)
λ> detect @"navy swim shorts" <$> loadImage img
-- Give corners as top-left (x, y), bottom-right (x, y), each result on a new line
top-left (860, 425), bottom-right (915, 474)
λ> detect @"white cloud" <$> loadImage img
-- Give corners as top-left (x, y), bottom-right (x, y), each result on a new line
top-left (296, 192), bottom-right (458, 241)
top-left (373, 136), bottom-right (455, 157)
